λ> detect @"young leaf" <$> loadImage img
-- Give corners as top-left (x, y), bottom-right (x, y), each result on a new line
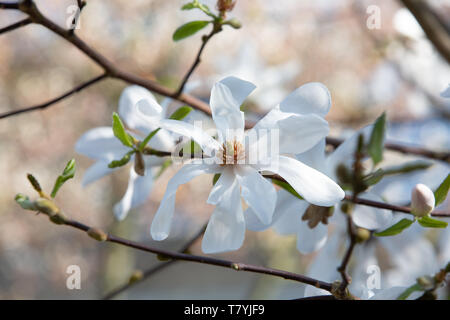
top-left (374, 218), bottom-right (415, 237)
top-left (181, 3), bottom-right (196, 10)
top-left (368, 112), bottom-right (386, 166)
top-left (50, 159), bottom-right (76, 198)
top-left (108, 151), bottom-right (135, 168)
top-left (138, 128), bottom-right (160, 152)
top-left (434, 174), bottom-right (449, 207)
top-left (417, 216), bottom-right (448, 228)
top-left (173, 21), bottom-right (210, 41)
top-left (272, 179), bottom-right (304, 200)
top-left (212, 173), bottom-right (221, 185)
top-left (169, 106), bottom-right (193, 120)
top-left (363, 160), bottom-right (432, 186)
top-left (397, 283), bottom-right (423, 300)
top-left (112, 112), bottom-right (133, 147)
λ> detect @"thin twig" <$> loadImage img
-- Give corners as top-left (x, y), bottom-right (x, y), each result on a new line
top-left (175, 26), bottom-right (221, 96)
top-left (103, 223), bottom-right (207, 300)
top-left (0, 17), bottom-right (32, 35)
top-left (0, 1), bottom-right (19, 9)
top-left (45, 217), bottom-right (333, 292)
top-left (0, 73), bottom-right (107, 119)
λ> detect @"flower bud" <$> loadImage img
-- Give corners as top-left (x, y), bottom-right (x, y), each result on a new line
top-left (134, 151), bottom-right (146, 176)
top-left (87, 227), bottom-right (108, 242)
top-left (355, 228), bottom-right (371, 243)
top-left (129, 270), bottom-right (143, 284)
top-left (411, 184), bottom-right (435, 217)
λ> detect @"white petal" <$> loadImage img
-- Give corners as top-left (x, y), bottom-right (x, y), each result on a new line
top-left (235, 165), bottom-right (277, 225)
top-left (279, 82), bottom-right (331, 116)
top-left (113, 166), bottom-right (154, 221)
top-left (210, 78), bottom-right (254, 142)
top-left (82, 160), bottom-right (116, 186)
top-left (441, 85), bottom-right (450, 98)
top-left (75, 127), bottom-right (129, 161)
top-left (160, 119), bottom-right (221, 155)
top-left (326, 125), bottom-right (373, 178)
top-left (218, 76), bottom-right (256, 106)
top-left (296, 221), bottom-right (328, 254)
top-left (295, 138), bottom-right (327, 173)
top-left (202, 178), bottom-right (245, 253)
top-left (150, 163), bottom-right (218, 241)
top-left (207, 167), bottom-right (232, 205)
top-left (352, 193), bottom-right (393, 230)
top-left (248, 109), bottom-right (329, 156)
top-left (259, 156), bottom-right (345, 207)
top-left (118, 85), bottom-right (161, 133)
top-left (272, 194), bottom-right (308, 235)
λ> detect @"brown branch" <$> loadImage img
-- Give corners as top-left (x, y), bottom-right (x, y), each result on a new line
top-left (175, 25), bottom-right (221, 96)
top-left (103, 223), bottom-right (207, 300)
top-left (0, 17), bottom-right (31, 35)
top-left (0, 1), bottom-right (19, 9)
top-left (399, 0), bottom-right (450, 64)
top-left (40, 217), bottom-right (333, 293)
top-left (0, 0), bottom-right (448, 164)
top-left (0, 73), bottom-right (107, 119)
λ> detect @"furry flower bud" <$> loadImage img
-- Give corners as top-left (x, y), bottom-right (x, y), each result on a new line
top-left (411, 184), bottom-right (435, 217)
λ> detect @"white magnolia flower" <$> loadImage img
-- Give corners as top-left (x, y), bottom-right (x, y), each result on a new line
top-left (441, 85), bottom-right (450, 98)
top-left (247, 108), bottom-right (392, 254)
top-left (146, 76), bottom-right (345, 253)
top-left (75, 85), bottom-right (175, 220)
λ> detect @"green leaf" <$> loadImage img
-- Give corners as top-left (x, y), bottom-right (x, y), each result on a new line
top-left (272, 179), bottom-right (304, 200)
top-left (212, 173), bottom-right (221, 185)
top-left (112, 112), bottom-right (133, 147)
top-left (181, 3), bottom-right (196, 10)
top-left (374, 218), bottom-right (415, 237)
top-left (138, 128), bottom-right (160, 152)
top-left (50, 159), bottom-right (76, 198)
top-left (434, 174), bottom-right (450, 207)
top-left (368, 112), bottom-right (386, 166)
top-left (169, 106), bottom-right (193, 120)
top-left (108, 151), bottom-right (135, 168)
top-left (417, 216), bottom-right (448, 228)
top-left (397, 283), bottom-right (423, 300)
top-left (173, 20), bottom-right (210, 41)
top-left (363, 160), bottom-right (432, 186)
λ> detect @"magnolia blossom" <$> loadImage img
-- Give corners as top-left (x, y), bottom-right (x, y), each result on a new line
top-left (146, 76), bottom-right (345, 253)
top-left (246, 111), bottom-right (392, 254)
top-left (441, 85), bottom-right (450, 98)
top-left (75, 85), bottom-right (175, 220)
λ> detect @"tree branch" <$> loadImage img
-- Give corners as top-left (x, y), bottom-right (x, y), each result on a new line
top-left (175, 25), bottom-right (221, 96)
top-left (0, 73), bottom-right (107, 119)
top-left (399, 0), bottom-right (450, 64)
top-left (0, 17), bottom-right (32, 35)
top-left (103, 223), bottom-right (207, 300)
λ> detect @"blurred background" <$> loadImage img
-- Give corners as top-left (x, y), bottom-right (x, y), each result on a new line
top-left (0, 0), bottom-right (449, 299)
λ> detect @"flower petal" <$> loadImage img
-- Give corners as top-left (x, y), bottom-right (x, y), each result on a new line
top-left (207, 167), bottom-right (232, 205)
top-left (160, 119), bottom-right (221, 155)
top-left (272, 193), bottom-right (308, 234)
top-left (210, 77), bottom-right (255, 142)
top-left (113, 166), bottom-right (155, 221)
top-left (295, 138), bottom-right (327, 173)
top-left (259, 156), bottom-right (345, 207)
top-left (202, 178), bottom-right (245, 253)
top-left (352, 193), bottom-right (393, 230)
top-left (150, 163), bottom-right (218, 241)
top-left (119, 85), bottom-right (161, 133)
top-left (441, 84), bottom-right (450, 98)
top-left (279, 82), bottom-right (331, 116)
top-left (326, 125), bottom-right (373, 178)
top-left (296, 221), bottom-right (328, 254)
top-left (248, 109), bottom-right (329, 156)
top-left (235, 166), bottom-right (276, 225)
top-left (75, 127), bottom-right (129, 161)
top-left (82, 160), bottom-right (116, 186)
